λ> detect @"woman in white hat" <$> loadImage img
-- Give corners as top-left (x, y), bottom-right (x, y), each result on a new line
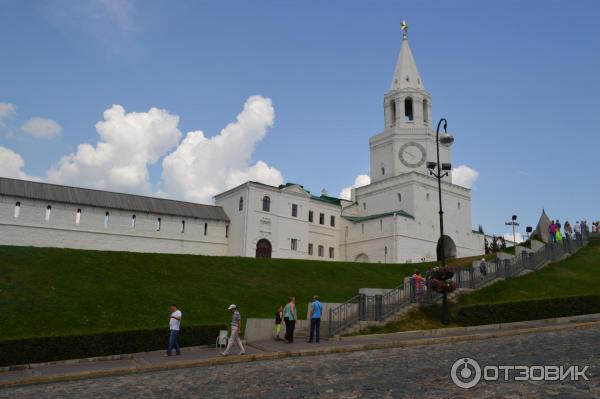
top-left (221, 304), bottom-right (245, 356)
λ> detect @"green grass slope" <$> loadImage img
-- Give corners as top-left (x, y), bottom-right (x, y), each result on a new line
top-left (0, 245), bottom-right (427, 340)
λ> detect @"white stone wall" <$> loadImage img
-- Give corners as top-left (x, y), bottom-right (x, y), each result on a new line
top-left (0, 195), bottom-right (229, 255)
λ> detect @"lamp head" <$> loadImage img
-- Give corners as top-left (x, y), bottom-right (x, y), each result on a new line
top-left (426, 161), bottom-right (437, 170)
top-left (512, 215), bottom-right (517, 221)
top-left (439, 133), bottom-right (454, 145)
top-left (441, 163), bottom-right (452, 171)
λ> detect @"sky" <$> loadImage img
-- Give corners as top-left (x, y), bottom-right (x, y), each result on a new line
top-left (0, 0), bottom-right (599, 240)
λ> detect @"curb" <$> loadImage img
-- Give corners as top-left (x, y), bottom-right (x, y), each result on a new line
top-left (2, 319), bottom-right (599, 388)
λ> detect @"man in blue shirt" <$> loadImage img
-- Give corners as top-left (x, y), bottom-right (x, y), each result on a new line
top-left (308, 295), bottom-right (323, 343)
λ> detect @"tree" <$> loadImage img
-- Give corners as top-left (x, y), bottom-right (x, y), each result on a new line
top-left (490, 235), bottom-right (500, 253)
top-left (484, 237), bottom-right (490, 254)
top-left (500, 236), bottom-right (507, 250)
top-left (478, 224), bottom-right (484, 234)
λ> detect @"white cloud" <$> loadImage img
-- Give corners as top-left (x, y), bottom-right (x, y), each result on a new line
top-left (0, 146), bottom-right (39, 181)
top-left (161, 95), bottom-right (282, 203)
top-left (452, 165), bottom-right (479, 189)
top-left (0, 103), bottom-right (17, 120)
top-left (340, 174), bottom-right (371, 200)
top-left (95, 0), bottom-right (136, 31)
top-left (21, 117), bottom-right (63, 139)
top-left (503, 232), bottom-right (524, 244)
top-left (48, 104), bottom-right (181, 193)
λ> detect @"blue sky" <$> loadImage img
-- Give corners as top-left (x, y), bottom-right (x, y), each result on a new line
top-left (0, 0), bottom-right (599, 238)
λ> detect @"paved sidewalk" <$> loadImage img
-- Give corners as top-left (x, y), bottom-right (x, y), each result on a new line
top-left (2, 314), bottom-right (600, 388)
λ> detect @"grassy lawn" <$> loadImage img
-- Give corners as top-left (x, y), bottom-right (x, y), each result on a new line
top-left (358, 241), bottom-right (600, 335)
top-left (0, 245), bottom-right (454, 341)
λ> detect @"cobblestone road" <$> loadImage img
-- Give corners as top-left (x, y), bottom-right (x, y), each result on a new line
top-left (2, 327), bottom-right (599, 398)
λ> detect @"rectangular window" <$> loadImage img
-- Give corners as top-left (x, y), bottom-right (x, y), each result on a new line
top-left (308, 210), bottom-right (314, 223)
top-left (226, 225), bottom-right (229, 237)
top-left (318, 245), bottom-right (324, 257)
top-left (45, 205), bottom-right (51, 222)
top-left (131, 214), bottom-right (136, 229)
top-left (291, 238), bottom-right (298, 251)
top-left (330, 215), bottom-right (335, 227)
top-left (329, 247), bottom-right (334, 259)
top-left (291, 203), bottom-right (298, 218)
top-left (181, 220), bottom-right (185, 233)
top-left (104, 211), bottom-right (110, 228)
top-left (204, 222), bottom-right (208, 236)
top-left (75, 209), bottom-right (82, 225)
top-left (308, 243), bottom-right (313, 255)
top-left (14, 202), bottom-right (21, 219)
top-left (319, 213), bottom-right (325, 225)
top-left (156, 217), bottom-right (161, 231)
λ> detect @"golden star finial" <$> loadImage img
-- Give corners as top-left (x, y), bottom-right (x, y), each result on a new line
top-left (401, 20), bottom-right (408, 39)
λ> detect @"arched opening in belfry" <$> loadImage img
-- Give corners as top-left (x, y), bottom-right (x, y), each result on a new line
top-left (436, 235), bottom-right (457, 261)
top-left (390, 99), bottom-right (397, 126)
top-left (423, 99), bottom-right (429, 123)
top-left (404, 97), bottom-right (414, 122)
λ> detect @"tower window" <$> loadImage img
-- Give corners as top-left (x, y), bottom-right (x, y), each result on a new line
top-left (308, 210), bottom-right (314, 223)
top-left (458, 202), bottom-right (461, 210)
top-left (204, 222), bottom-right (208, 236)
top-left (45, 205), bottom-right (51, 222)
top-left (76, 209), bottom-right (82, 225)
top-left (398, 193), bottom-right (402, 202)
top-left (404, 97), bottom-right (414, 122)
top-left (181, 220), bottom-right (185, 233)
top-left (423, 99), bottom-right (429, 123)
top-left (426, 193), bottom-right (430, 200)
top-left (131, 214), bottom-right (136, 229)
top-left (262, 195), bottom-right (271, 212)
top-left (104, 211), bottom-right (110, 227)
top-left (156, 217), bottom-right (161, 231)
top-left (14, 202), bottom-right (21, 218)
top-left (238, 196), bottom-right (244, 211)
top-left (390, 99), bottom-right (397, 126)
top-left (363, 202), bottom-right (366, 211)
top-left (381, 166), bottom-right (385, 175)
top-left (225, 225), bottom-right (229, 238)
top-left (380, 219), bottom-right (383, 231)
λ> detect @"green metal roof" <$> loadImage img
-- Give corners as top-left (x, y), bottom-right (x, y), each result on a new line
top-left (310, 195), bottom-right (342, 206)
top-left (342, 209), bottom-right (414, 223)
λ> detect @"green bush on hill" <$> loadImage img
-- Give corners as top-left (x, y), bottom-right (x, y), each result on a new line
top-left (455, 294), bottom-right (600, 325)
top-left (0, 324), bottom-right (225, 367)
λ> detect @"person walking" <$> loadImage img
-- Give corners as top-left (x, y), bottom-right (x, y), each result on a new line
top-left (548, 220), bottom-right (557, 243)
top-left (165, 304), bottom-right (182, 356)
top-left (564, 221), bottom-right (572, 240)
top-left (479, 258), bottom-right (488, 276)
top-left (221, 304), bottom-right (245, 356)
top-left (308, 296), bottom-right (323, 343)
top-left (411, 270), bottom-right (424, 302)
top-left (274, 305), bottom-right (283, 341)
top-left (575, 221), bottom-right (582, 242)
top-left (283, 297), bottom-right (297, 343)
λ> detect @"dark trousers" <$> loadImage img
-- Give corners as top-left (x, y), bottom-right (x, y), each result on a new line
top-left (309, 317), bottom-right (321, 342)
top-left (284, 317), bottom-right (295, 342)
top-left (166, 329), bottom-right (180, 355)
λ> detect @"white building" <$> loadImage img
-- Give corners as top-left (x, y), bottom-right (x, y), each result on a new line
top-left (0, 28), bottom-right (484, 263)
top-left (216, 29), bottom-right (484, 262)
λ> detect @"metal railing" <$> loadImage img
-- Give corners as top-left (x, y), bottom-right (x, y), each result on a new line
top-left (328, 237), bottom-right (588, 336)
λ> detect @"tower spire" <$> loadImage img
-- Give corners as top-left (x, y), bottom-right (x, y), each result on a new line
top-left (390, 21), bottom-right (424, 91)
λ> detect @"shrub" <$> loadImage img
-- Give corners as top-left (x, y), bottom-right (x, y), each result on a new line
top-left (0, 324), bottom-right (226, 367)
top-left (455, 295), bottom-right (600, 326)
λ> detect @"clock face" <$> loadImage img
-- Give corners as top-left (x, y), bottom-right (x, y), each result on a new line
top-left (399, 142), bottom-right (426, 168)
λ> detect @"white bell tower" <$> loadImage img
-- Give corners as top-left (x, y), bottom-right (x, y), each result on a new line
top-left (369, 22), bottom-right (452, 183)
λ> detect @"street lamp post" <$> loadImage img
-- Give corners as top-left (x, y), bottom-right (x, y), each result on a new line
top-left (426, 118), bottom-right (454, 324)
top-left (505, 215), bottom-right (519, 251)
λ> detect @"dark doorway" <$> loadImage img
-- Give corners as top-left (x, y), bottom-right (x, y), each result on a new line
top-left (256, 239), bottom-right (272, 258)
top-left (436, 235), bottom-right (457, 261)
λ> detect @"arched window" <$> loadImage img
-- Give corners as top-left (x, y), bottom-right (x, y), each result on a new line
top-left (45, 205), bottom-right (52, 222)
top-left (390, 99), bottom-right (397, 126)
top-left (423, 99), bottom-right (429, 123)
top-left (397, 193), bottom-right (402, 202)
top-left (404, 97), bottom-right (414, 122)
top-left (239, 196), bottom-right (244, 211)
top-left (156, 217), bottom-right (161, 231)
top-left (76, 209), bottom-right (82, 225)
top-left (131, 214), bottom-right (136, 229)
top-left (458, 202), bottom-right (461, 210)
top-left (104, 211), bottom-right (110, 227)
top-left (262, 195), bottom-right (271, 212)
top-left (204, 222), bottom-right (208, 236)
top-left (181, 220), bottom-right (185, 233)
top-left (14, 202), bottom-right (21, 219)
top-left (426, 193), bottom-right (430, 201)
top-left (381, 166), bottom-right (385, 175)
